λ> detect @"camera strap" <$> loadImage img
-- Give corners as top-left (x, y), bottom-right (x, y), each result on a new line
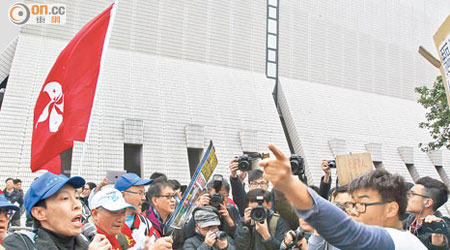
top-left (269, 213), bottom-right (280, 236)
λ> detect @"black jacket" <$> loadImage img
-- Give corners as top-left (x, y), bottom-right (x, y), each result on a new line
top-left (402, 212), bottom-right (450, 250)
top-left (2, 227), bottom-right (90, 250)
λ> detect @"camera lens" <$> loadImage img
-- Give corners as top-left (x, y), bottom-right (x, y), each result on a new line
top-left (328, 160), bottom-right (336, 168)
top-left (250, 206), bottom-right (267, 222)
top-left (215, 231), bottom-right (227, 240)
top-left (239, 160), bottom-right (250, 171)
top-left (209, 193), bottom-right (223, 208)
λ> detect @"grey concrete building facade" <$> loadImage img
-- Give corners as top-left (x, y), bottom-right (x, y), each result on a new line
top-left (0, 0), bottom-right (450, 212)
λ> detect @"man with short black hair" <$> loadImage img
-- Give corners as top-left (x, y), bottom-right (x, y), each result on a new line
top-left (229, 160), bottom-right (299, 230)
top-left (259, 144), bottom-right (426, 250)
top-left (2, 172), bottom-right (111, 250)
top-left (142, 181), bottom-right (176, 238)
top-left (404, 176), bottom-right (450, 249)
top-left (235, 189), bottom-right (290, 250)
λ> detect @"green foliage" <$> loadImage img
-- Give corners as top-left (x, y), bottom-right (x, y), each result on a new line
top-left (415, 75), bottom-right (450, 152)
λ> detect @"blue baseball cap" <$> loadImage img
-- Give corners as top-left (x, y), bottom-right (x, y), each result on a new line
top-left (25, 172), bottom-right (85, 215)
top-left (114, 173), bottom-right (153, 191)
top-left (0, 191), bottom-right (19, 211)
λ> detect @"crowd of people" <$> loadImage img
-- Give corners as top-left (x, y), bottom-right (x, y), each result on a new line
top-left (0, 144), bottom-right (449, 250)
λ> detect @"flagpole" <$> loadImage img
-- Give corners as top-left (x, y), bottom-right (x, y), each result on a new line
top-left (78, 0), bottom-right (119, 177)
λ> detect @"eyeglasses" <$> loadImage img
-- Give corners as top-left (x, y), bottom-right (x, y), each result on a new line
top-left (0, 208), bottom-right (15, 220)
top-left (344, 201), bottom-right (387, 213)
top-left (249, 181), bottom-right (269, 188)
top-left (124, 190), bottom-right (145, 196)
top-left (333, 202), bottom-right (346, 212)
top-left (407, 191), bottom-right (429, 199)
top-left (156, 194), bottom-right (177, 200)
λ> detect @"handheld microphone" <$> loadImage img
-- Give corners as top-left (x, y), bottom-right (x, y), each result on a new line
top-left (82, 223), bottom-right (97, 242)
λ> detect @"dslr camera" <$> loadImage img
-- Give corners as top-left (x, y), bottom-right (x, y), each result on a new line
top-left (236, 153), bottom-right (270, 172)
top-left (250, 195), bottom-right (268, 223)
top-left (290, 154), bottom-right (304, 176)
top-left (285, 229), bottom-right (305, 249)
top-left (209, 174), bottom-right (224, 209)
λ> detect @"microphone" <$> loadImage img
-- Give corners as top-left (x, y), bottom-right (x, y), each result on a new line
top-left (82, 223), bottom-right (97, 242)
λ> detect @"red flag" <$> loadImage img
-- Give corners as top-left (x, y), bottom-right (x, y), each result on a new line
top-left (31, 3), bottom-right (117, 174)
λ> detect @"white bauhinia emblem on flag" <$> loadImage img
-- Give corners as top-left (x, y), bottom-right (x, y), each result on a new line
top-left (35, 81), bottom-right (64, 132)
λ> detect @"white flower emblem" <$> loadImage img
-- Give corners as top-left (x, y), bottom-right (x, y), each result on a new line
top-left (35, 81), bottom-right (64, 132)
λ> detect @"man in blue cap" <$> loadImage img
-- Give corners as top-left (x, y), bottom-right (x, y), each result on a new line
top-left (115, 173), bottom-right (173, 250)
top-left (1, 172), bottom-right (112, 250)
top-left (0, 190), bottom-right (19, 245)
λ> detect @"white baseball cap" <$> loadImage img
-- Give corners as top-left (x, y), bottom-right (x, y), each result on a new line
top-left (90, 188), bottom-right (135, 212)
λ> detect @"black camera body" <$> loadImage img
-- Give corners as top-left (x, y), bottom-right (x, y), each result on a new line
top-left (209, 174), bottom-right (224, 209)
top-left (214, 230), bottom-right (227, 240)
top-left (285, 229), bottom-right (305, 249)
top-left (420, 220), bottom-right (449, 239)
top-left (290, 155), bottom-right (304, 176)
top-left (237, 153), bottom-right (269, 172)
top-left (328, 160), bottom-right (336, 168)
top-left (250, 195), bottom-right (268, 222)
top-left (291, 229), bottom-right (305, 242)
top-left (209, 193), bottom-right (224, 209)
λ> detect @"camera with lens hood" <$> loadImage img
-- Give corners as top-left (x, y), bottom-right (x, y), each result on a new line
top-left (209, 174), bottom-right (224, 209)
top-left (250, 195), bottom-right (268, 223)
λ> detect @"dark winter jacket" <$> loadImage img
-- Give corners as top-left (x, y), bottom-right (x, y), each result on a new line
top-left (183, 233), bottom-right (236, 250)
top-left (2, 227), bottom-right (89, 250)
top-left (402, 212), bottom-right (450, 250)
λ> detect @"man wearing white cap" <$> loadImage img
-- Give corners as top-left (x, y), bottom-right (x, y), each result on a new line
top-left (89, 187), bottom-right (172, 250)
top-left (89, 188), bottom-right (137, 250)
top-left (115, 173), bottom-right (173, 250)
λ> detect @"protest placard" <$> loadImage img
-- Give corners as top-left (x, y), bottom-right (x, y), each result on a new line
top-left (434, 15), bottom-right (450, 108)
top-left (165, 140), bottom-right (218, 232)
top-left (336, 152), bottom-right (373, 186)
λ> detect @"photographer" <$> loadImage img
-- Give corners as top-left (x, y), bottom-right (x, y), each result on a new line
top-left (185, 175), bottom-right (240, 239)
top-left (403, 177), bottom-right (450, 249)
top-left (235, 189), bottom-right (290, 250)
top-left (259, 144), bottom-right (426, 250)
top-left (318, 160), bottom-right (334, 200)
top-left (229, 158), bottom-right (299, 230)
top-left (183, 206), bottom-right (236, 250)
